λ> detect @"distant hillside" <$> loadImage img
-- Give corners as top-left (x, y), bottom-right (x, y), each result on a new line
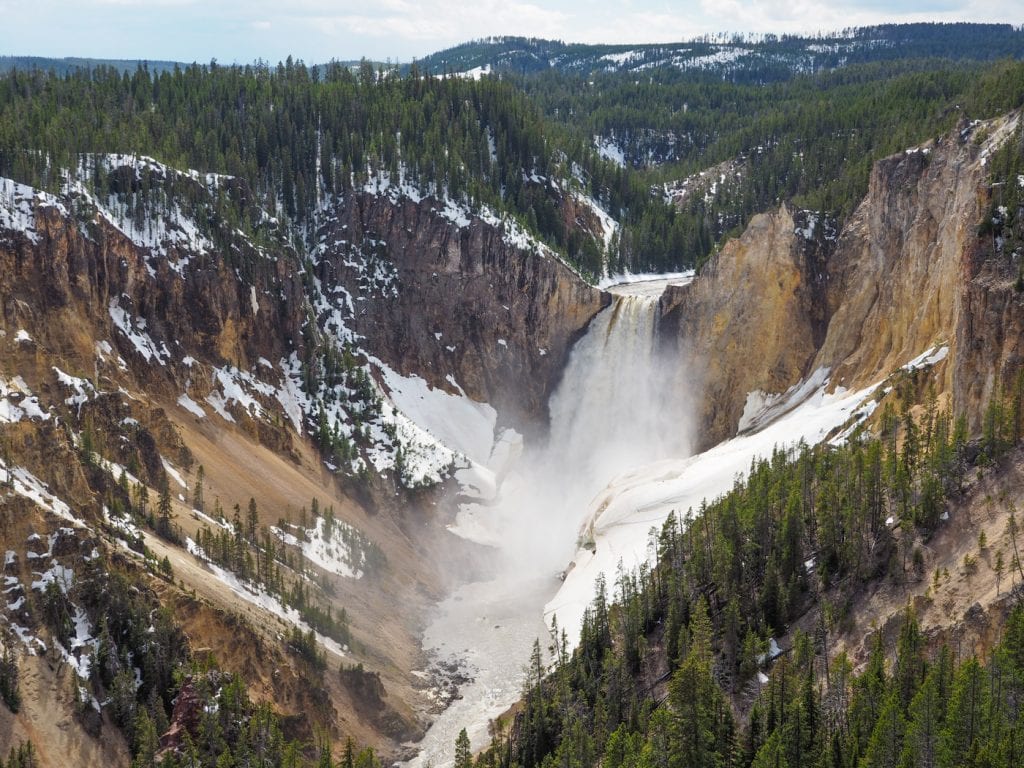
top-left (411, 23), bottom-right (1024, 80)
top-left (0, 55), bottom-right (184, 76)
top-left (0, 55), bottom-right (401, 80)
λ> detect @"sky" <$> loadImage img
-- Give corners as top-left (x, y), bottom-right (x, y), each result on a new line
top-left (0, 0), bottom-right (1019, 64)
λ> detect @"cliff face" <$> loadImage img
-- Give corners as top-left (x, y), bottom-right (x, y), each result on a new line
top-left (661, 205), bottom-right (829, 447)
top-left (814, 132), bottom-right (986, 387)
top-left (816, 113), bottom-right (1022, 427)
top-left (316, 191), bottom-right (608, 429)
top-left (0, 161), bottom-right (609, 766)
top-left (668, 112), bottom-right (1022, 444)
top-left (0, 177), bottom-right (306, 386)
top-left (955, 238), bottom-right (1024, 432)
top-left (0, 167), bottom-right (607, 474)
top-left (0, 187), bottom-right (316, 479)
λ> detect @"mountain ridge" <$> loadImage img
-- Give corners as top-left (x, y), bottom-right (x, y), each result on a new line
top-left (411, 24), bottom-right (1024, 79)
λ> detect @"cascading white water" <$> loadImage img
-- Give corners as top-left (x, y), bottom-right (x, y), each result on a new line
top-left (407, 284), bottom-right (692, 768)
top-left (547, 293), bottom-right (687, 500)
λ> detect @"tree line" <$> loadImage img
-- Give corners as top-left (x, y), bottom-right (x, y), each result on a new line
top-left (8, 54), bottom-right (1023, 279)
top-left (467, 372), bottom-right (1024, 768)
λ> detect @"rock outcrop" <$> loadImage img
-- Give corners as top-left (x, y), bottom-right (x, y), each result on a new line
top-left (317, 191), bottom-right (608, 429)
top-left (661, 205), bottom-right (829, 447)
top-left (666, 112), bottom-right (1023, 445)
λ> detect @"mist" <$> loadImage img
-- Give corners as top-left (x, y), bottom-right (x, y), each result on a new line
top-left (407, 282), bottom-right (695, 768)
top-left (493, 290), bottom-right (694, 575)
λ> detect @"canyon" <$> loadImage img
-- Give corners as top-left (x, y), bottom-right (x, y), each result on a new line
top-left (1, 99), bottom-right (1022, 768)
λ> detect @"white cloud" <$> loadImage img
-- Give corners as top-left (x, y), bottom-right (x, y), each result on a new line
top-left (568, 12), bottom-right (706, 46)
top-left (309, 0), bottom-right (569, 46)
top-left (2, 0), bottom-right (1017, 63)
top-left (92, 0), bottom-right (199, 5)
top-left (696, 0), bottom-right (988, 35)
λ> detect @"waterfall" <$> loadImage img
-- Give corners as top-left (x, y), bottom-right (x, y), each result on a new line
top-left (412, 271), bottom-right (881, 768)
top-left (474, 291), bottom-right (692, 584)
top-left (408, 283), bottom-right (693, 768)
top-left (546, 294), bottom-right (683, 497)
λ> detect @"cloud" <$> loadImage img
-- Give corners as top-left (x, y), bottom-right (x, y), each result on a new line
top-left (308, 0), bottom-right (570, 47)
top-left (92, 0), bottom-right (199, 6)
top-left (695, 0), bottom-right (983, 34)
top-left (567, 12), bottom-right (706, 46)
top-left (2, 0), bottom-right (1018, 63)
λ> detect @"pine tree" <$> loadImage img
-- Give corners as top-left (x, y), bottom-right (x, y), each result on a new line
top-left (193, 464), bottom-right (205, 512)
top-left (895, 606), bottom-right (925, 708)
top-left (668, 598), bottom-right (731, 768)
top-left (938, 657), bottom-right (988, 768)
top-left (455, 728), bottom-right (473, 768)
top-left (899, 664), bottom-right (944, 768)
top-left (751, 730), bottom-right (789, 768)
top-left (131, 708), bottom-right (160, 768)
top-left (862, 690), bottom-right (907, 768)
top-left (247, 497), bottom-right (259, 542)
top-left (156, 476), bottom-right (174, 539)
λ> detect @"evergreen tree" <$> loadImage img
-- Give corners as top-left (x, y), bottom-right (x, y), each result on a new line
top-left (455, 728), bottom-right (473, 768)
top-left (899, 664), bottom-right (944, 768)
top-left (156, 476), bottom-right (174, 540)
top-left (193, 464), bottom-right (205, 512)
top-left (667, 598), bottom-right (731, 768)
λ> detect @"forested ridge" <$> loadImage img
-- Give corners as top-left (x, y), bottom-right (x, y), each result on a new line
top-left (465, 375), bottom-right (1024, 768)
top-left (522, 59), bottom-right (1024, 272)
top-left (0, 59), bottom-right (672, 276)
top-left (413, 25), bottom-right (1024, 80)
top-left (2, 32), bottom-right (1024, 275)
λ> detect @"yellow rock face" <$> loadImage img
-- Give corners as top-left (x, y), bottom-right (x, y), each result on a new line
top-left (665, 112), bottom-right (1022, 445)
top-left (664, 204), bottom-right (824, 447)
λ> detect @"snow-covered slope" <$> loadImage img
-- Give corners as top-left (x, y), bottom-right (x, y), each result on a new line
top-left (545, 371), bottom-right (880, 644)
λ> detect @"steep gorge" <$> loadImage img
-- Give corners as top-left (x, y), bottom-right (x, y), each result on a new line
top-left (0, 162), bottom-right (608, 765)
top-left (2, 102), bottom-right (1024, 768)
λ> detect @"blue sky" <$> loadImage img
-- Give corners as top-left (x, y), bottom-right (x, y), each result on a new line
top-left (0, 0), bottom-right (1017, 64)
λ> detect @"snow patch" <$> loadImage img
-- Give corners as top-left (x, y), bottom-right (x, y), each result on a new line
top-left (600, 50), bottom-right (642, 66)
top-left (109, 298), bottom-right (170, 365)
top-left (795, 212), bottom-right (817, 240)
top-left (177, 393), bottom-right (206, 418)
top-left (186, 537), bottom-right (349, 658)
top-left (903, 345), bottom-right (949, 371)
top-left (53, 366), bottom-right (94, 412)
top-left (738, 367), bottom-right (832, 434)
top-left (0, 376), bottom-right (49, 424)
top-left (457, 65), bottom-right (492, 80)
top-left (203, 365), bottom-right (278, 423)
top-left (161, 458), bottom-right (187, 489)
top-left (271, 516), bottom-right (365, 579)
top-left (594, 136), bottom-right (626, 168)
top-left (0, 176), bottom-right (68, 243)
top-left (0, 459), bottom-right (88, 527)
top-left (275, 353), bottom-right (309, 434)
top-left (376, 363), bottom-right (496, 466)
top-left (598, 270), bottom-right (695, 291)
top-left (574, 191), bottom-right (619, 252)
